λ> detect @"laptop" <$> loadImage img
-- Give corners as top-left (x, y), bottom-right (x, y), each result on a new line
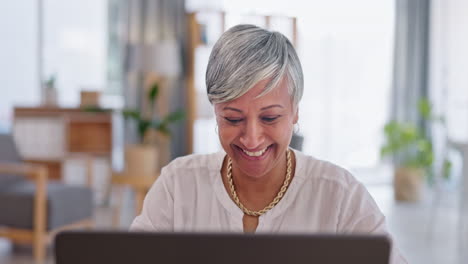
top-left (55, 231), bottom-right (390, 264)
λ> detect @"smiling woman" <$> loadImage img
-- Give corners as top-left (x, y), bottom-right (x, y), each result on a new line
top-left (215, 78), bottom-right (297, 180)
top-left (130, 24), bottom-right (407, 264)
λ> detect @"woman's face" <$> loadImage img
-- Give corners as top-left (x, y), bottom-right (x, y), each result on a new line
top-left (214, 78), bottom-right (298, 179)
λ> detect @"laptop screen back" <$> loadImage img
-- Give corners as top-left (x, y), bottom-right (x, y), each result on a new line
top-left (55, 231), bottom-right (390, 264)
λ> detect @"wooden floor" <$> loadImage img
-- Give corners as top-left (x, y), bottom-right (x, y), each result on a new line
top-left (0, 185), bottom-right (467, 264)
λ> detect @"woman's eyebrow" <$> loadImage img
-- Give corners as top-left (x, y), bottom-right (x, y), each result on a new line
top-left (260, 104), bottom-right (284, 111)
top-left (222, 107), bottom-right (242, 113)
top-left (222, 104), bottom-right (283, 112)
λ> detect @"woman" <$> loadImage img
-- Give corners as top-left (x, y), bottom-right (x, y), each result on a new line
top-left (131, 24), bottom-right (407, 263)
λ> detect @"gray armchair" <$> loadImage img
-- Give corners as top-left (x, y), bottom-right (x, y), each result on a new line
top-left (0, 134), bottom-right (94, 262)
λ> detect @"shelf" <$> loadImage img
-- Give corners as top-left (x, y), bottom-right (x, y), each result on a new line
top-left (13, 106), bottom-right (113, 180)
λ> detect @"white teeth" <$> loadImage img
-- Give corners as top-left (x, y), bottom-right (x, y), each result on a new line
top-left (242, 147), bottom-right (268, 157)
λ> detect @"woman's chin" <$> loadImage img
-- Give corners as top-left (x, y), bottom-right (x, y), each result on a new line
top-left (231, 144), bottom-right (277, 178)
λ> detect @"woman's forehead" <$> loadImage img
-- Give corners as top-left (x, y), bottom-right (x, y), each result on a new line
top-left (215, 82), bottom-right (291, 111)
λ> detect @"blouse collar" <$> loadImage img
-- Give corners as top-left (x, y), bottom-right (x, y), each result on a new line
top-left (210, 148), bottom-right (307, 223)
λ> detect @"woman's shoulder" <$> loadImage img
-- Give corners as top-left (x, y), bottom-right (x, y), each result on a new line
top-left (294, 149), bottom-right (360, 190)
top-left (158, 151), bottom-right (225, 183)
top-left (165, 151), bottom-right (224, 171)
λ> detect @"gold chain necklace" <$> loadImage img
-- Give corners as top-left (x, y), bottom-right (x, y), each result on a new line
top-left (226, 149), bottom-right (292, 217)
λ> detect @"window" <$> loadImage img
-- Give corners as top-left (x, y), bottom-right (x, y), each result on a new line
top-left (0, 0), bottom-right (110, 132)
top-left (0, 1), bottom-right (40, 133)
top-left (187, 0), bottom-right (395, 180)
top-left (431, 0), bottom-right (468, 143)
top-left (296, 1), bottom-right (395, 172)
top-left (42, 0), bottom-right (108, 106)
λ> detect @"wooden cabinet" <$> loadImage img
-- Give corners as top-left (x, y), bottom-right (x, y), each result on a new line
top-left (66, 114), bottom-right (112, 154)
top-left (186, 11), bottom-right (297, 154)
top-left (13, 107), bottom-right (113, 180)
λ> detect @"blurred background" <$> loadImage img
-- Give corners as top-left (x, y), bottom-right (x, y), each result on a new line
top-left (0, 0), bottom-right (467, 263)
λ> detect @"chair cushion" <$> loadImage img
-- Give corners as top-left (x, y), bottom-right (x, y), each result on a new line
top-left (0, 181), bottom-right (93, 230)
top-left (0, 173), bottom-right (26, 190)
top-left (0, 134), bottom-right (22, 162)
top-left (0, 134), bottom-right (26, 188)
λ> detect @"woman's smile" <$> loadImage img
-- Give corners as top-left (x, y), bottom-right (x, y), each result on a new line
top-left (234, 144), bottom-right (273, 161)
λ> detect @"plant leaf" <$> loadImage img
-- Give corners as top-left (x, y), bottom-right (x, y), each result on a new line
top-left (150, 120), bottom-right (163, 130)
top-left (164, 110), bottom-right (185, 123)
top-left (138, 120), bottom-right (151, 140)
top-left (418, 98), bottom-right (431, 120)
top-left (122, 109), bottom-right (140, 120)
top-left (148, 82), bottom-right (159, 107)
top-left (149, 120), bottom-right (170, 136)
top-left (157, 125), bottom-right (171, 136)
top-left (442, 159), bottom-right (452, 179)
top-left (45, 74), bottom-right (56, 87)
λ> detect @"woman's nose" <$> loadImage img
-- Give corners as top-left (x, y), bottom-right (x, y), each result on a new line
top-left (239, 120), bottom-right (264, 149)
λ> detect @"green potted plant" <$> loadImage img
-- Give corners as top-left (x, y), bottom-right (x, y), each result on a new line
top-left (122, 81), bottom-right (184, 175)
top-left (380, 98), bottom-right (451, 202)
top-left (43, 74), bottom-right (58, 106)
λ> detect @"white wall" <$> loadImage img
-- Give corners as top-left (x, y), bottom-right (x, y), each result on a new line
top-left (430, 0), bottom-right (468, 142)
top-left (0, 1), bottom-right (40, 132)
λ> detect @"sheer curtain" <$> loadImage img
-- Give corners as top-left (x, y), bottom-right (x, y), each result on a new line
top-left (391, 0), bottom-right (431, 165)
top-left (430, 0), bottom-right (468, 183)
top-left (110, 0), bottom-right (187, 160)
top-left (430, 0), bottom-right (468, 143)
top-left (297, 1), bottom-right (395, 175)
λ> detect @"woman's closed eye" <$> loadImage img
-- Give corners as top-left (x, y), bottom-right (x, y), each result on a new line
top-left (223, 116), bottom-right (281, 124)
top-left (262, 116), bottom-right (281, 123)
top-left (224, 117), bottom-right (243, 124)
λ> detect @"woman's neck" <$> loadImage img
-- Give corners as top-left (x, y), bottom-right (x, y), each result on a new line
top-left (222, 151), bottom-right (295, 212)
top-left (233, 158), bottom-right (287, 195)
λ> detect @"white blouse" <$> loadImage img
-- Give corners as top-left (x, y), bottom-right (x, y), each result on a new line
top-left (130, 149), bottom-right (407, 264)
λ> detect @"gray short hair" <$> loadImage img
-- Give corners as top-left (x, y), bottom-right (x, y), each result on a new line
top-left (206, 24), bottom-right (304, 107)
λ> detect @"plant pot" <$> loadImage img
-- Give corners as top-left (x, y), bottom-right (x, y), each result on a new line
top-left (80, 90), bottom-right (101, 108)
top-left (394, 167), bottom-right (424, 202)
top-left (43, 86), bottom-right (58, 106)
top-left (144, 130), bottom-right (171, 171)
top-left (124, 144), bottom-right (158, 176)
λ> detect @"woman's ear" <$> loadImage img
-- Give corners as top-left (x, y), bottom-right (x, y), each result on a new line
top-left (293, 107), bottom-right (299, 124)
